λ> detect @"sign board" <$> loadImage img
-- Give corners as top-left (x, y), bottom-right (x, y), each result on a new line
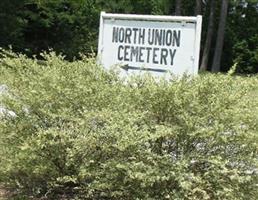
top-left (98, 12), bottom-right (202, 77)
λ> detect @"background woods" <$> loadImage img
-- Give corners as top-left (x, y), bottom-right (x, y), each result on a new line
top-left (0, 0), bottom-right (257, 73)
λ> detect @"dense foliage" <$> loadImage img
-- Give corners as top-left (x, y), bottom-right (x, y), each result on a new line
top-left (0, 0), bottom-right (257, 72)
top-left (0, 52), bottom-right (258, 199)
top-left (228, 1), bottom-right (258, 73)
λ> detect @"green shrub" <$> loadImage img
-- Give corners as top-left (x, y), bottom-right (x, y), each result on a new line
top-left (0, 52), bottom-right (258, 199)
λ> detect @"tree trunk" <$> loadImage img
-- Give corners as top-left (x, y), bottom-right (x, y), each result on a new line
top-left (211, 0), bottom-right (229, 72)
top-left (175, 0), bottom-right (182, 15)
top-left (195, 0), bottom-right (202, 15)
top-left (200, 0), bottom-right (215, 71)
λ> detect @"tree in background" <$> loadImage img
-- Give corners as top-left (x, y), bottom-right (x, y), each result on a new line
top-left (0, 0), bottom-right (257, 73)
top-left (21, 0), bottom-right (100, 59)
top-left (175, 0), bottom-right (182, 15)
top-left (200, 0), bottom-right (216, 71)
top-left (211, 0), bottom-right (229, 72)
top-left (0, 0), bottom-right (27, 52)
top-left (229, 0), bottom-right (258, 73)
top-left (195, 0), bottom-right (202, 15)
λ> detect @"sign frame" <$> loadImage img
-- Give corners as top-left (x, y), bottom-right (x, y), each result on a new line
top-left (98, 12), bottom-right (202, 76)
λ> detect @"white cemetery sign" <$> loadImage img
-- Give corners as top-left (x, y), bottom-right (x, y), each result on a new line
top-left (98, 12), bottom-right (202, 77)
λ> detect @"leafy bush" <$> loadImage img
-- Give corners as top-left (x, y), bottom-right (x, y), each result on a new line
top-left (0, 52), bottom-right (258, 199)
